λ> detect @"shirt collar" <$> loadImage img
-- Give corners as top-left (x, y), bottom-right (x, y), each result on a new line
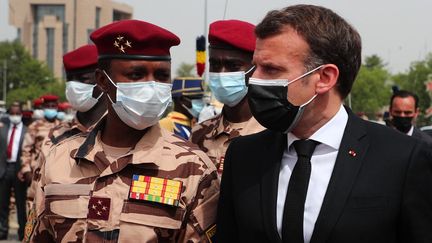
top-left (287, 105), bottom-right (348, 150)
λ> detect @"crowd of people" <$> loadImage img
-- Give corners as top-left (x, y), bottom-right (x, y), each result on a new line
top-left (0, 4), bottom-right (432, 243)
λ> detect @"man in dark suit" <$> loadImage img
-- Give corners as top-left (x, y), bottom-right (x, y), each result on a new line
top-left (216, 4), bottom-right (432, 243)
top-left (388, 90), bottom-right (432, 144)
top-left (0, 102), bottom-right (28, 240)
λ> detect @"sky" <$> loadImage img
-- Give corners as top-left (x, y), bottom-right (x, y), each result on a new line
top-left (1, 0), bottom-right (432, 75)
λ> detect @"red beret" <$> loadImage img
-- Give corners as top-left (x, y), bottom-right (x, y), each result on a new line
top-left (33, 98), bottom-right (43, 107)
top-left (90, 19), bottom-right (180, 60)
top-left (209, 20), bottom-right (256, 53)
top-left (22, 111), bottom-right (33, 118)
top-left (41, 94), bottom-right (59, 103)
top-left (63, 45), bottom-right (98, 74)
top-left (58, 102), bottom-right (71, 111)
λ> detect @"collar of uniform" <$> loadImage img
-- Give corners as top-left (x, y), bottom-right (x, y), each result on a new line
top-left (74, 118), bottom-right (164, 171)
top-left (210, 113), bottom-right (263, 140)
top-left (74, 111), bottom-right (108, 133)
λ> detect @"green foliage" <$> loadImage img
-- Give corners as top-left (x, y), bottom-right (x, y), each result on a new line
top-left (350, 55), bottom-right (392, 118)
top-left (176, 63), bottom-right (196, 77)
top-left (0, 40), bottom-right (60, 107)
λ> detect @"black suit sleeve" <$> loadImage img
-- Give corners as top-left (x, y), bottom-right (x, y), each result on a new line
top-left (399, 141), bottom-right (432, 242)
top-left (215, 139), bottom-right (239, 243)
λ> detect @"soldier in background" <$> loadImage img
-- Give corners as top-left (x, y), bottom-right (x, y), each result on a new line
top-left (191, 20), bottom-right (265, 174)
top-left (160, 77), bottom-right (205, 140)
top-left (27, 19), bottom-right (219, 242)
top-left (49, 44), bottom-right (106, 143)
top-left (31, 98), bottom-right (44, 121)
top-left (17, 95), bottom-right (61, 188)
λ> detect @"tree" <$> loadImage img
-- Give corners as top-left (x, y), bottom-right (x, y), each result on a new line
top-left (0, 40), bottom-right (60, 107)
top-left (350, 55), bottom-right (392, 118)
top-left (176, 62), bottom-right (196, 77)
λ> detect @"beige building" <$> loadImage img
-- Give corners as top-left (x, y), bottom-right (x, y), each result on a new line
top-left (9, 0), bottom-right (133, 78)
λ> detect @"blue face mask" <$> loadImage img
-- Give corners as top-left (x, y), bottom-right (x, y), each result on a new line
top-left (56, 111), bottom-right (66, 121)
top-left (208, 67), bottom-right (254, 107)
top-left (44, 108), bottom-right (58, 120)
top-left (182, 98), bottom-right (205, 118)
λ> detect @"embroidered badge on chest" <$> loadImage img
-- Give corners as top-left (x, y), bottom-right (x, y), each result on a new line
top-left (87, 197), bottom-right (111, 220)
top-left (129, 175), bottom-right (182, 207)
top-left (217, 156), bottom-right (225, 174)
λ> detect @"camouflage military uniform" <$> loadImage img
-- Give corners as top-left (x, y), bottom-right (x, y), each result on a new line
top-left (20, 119), bottom-right (61, 198)
top-left (191, 114), bottom-right (264, 174)
top-left (28, 121), bottom-right (219, 242)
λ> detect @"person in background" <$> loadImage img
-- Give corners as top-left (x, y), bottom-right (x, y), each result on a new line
top-left (17, 95), bottom-right (61, 194)
top-left (216, 5), bottom-right (432, 242)
top-left (160, 77), bottom-right (205, 140)
top-left (0, 102), bottom-right (27, 241)
top-left (191, 20), bottom-right (265, 174)
top-left (31, 98), bottom-right (44, 121)
top-left (27, 19), bottom-right (219, 242)
top-left (388, 89), bottom-right (432, 144)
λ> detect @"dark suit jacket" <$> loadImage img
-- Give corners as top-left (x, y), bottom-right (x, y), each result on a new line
top-left (412, 127), bottom-right (432, 145)
top-left (216, 110), bottom-right (432, 243)
top-left (0, 120), bottom-right (27, 178)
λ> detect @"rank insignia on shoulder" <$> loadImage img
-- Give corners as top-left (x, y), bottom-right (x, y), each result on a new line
top-left (205, 224), bottom-right (216, 243)
top-left (129, 174), bottom-right (182, 207)
top-left (87, 197), bottom-right (111, 220)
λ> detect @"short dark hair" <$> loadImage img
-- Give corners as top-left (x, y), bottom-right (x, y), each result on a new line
top-left (390, 90), bottom-right (419, 109)
top-left (7, 102), bottom-right (21, 113)
top-left (255, 4), bottom-right (362, 99)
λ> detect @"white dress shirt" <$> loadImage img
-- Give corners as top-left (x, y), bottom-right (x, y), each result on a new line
top-left (7, 122), bottom-right (23, 163)
top-left (407, 125), bottom-right (414, 136)
top-left (276, 105), bottom-right (348, 242)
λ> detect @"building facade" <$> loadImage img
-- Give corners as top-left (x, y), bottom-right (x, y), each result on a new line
top-left (9, 0), bottom-right (132, 78)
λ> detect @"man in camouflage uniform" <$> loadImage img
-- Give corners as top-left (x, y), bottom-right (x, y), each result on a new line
top-left (160, 77), bottom-right (205, 140)
top-left (27, 19), bottom-right (219, 242)
top-left (191, 20), bottom-right (264, 174)
top-left (18, 95), bottom-right (61, 190)
top-left (49, 44), bottom-right (106, 143)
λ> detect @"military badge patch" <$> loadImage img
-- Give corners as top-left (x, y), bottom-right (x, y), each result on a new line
top-left (129, 175), bottom-right (182, 207)
top-left (205, 224), bottom-right (216, 242)
top-left (87, 197), bottom-right (111, 220)
top-left (217, 156), bottom-right (225, 174)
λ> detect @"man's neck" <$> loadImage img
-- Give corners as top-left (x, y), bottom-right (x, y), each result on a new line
top-left (101, 112), bottom-right (148, 148)
top-left (76, 101), bottom-right (106, 128)
top-left (222, 97), bottom-right (252, 123)
top-left (292, 94), bottom-right (342, 139)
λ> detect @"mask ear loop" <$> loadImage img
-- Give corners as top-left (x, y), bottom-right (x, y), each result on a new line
top-left (102, 70), bottom-right (118, 104)
top-left (287, 65), bottom-right (324, 85)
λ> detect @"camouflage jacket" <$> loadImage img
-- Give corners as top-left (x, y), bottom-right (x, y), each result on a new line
top-left (190, 114), bottom-right (264, 174)
top-left (20, 119), bottom-right (62, 174)
top-left (28, 122), bottom-right (219, 242)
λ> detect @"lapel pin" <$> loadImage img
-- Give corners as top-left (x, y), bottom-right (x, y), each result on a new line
top-left (348, 149), bottom-right (357, 157)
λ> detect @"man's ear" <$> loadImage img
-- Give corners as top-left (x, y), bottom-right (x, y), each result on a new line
top-left (315, 64), bottom-right (339, 94)
top-left (95, 69), bottom-right (108, 92)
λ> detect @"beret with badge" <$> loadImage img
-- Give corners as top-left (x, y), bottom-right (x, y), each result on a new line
top-left (63, 44), bottom-right (98, 75)
top-left (208, 19), bottom-right (256, 53)
top-left (90, 19), bottom-right (180, 61)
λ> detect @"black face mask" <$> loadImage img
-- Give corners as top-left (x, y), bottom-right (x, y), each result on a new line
top-left (248, 79), bottom-right (317, 133)
top-left (391, 116), bottom-right (413, 134)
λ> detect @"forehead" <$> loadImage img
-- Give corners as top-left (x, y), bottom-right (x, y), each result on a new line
top-left (254, 26), bottom-right (309, 65)
top-left (209, 48), bottom-right (252, 62)
top-left (109, 59), bottom-right (171, 71)
top-left (392, 96), bottom-right (416, 109)
top-left (9, 106), bottom-right (21, 113)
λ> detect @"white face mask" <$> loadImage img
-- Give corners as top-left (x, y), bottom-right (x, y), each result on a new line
top-left (103, 70), bottom-right (172, 130)
top-left (9, 115), bottom-right (22, 125)
top-left (65, 81), bottom-right (102, 112)
top-left (32, 109), bottom-right (44, 120)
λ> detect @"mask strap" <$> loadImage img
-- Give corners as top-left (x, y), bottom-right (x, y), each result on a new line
top-left (102, 70), bottom-right (118, 88)
top-left (102, 70), bottom-right (117, 104)
top-left (300, 93), bottom-right (318, 108)
top-left (287, 65), bottom-right (324, 85)
top-left (245, 65), bottom-right (256, 75)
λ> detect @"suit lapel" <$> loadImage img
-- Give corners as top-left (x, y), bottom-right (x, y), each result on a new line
top-left (310, 110), bottom-right (369, 243)
top-left (260, 130), bottom-right (286, 243)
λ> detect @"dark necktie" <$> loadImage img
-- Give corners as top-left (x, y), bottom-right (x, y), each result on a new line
top-left (282, 139), bottom-right (319, 243)
top-left (7, 125), bottom-right (17, 160)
